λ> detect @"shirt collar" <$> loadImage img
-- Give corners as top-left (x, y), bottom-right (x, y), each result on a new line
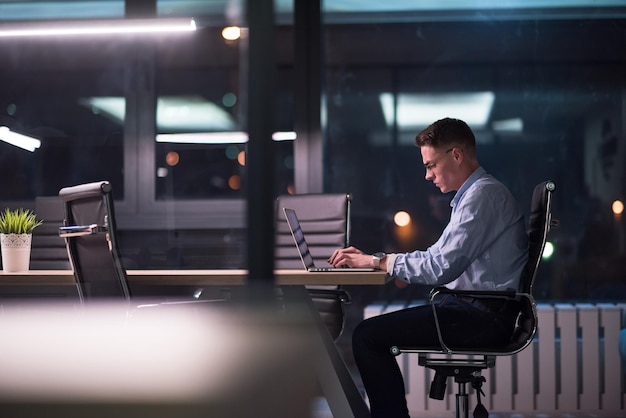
top-left (450, 166), bottom-right (486, 208)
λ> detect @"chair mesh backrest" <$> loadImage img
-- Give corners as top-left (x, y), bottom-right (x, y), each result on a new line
top-left (59, 181), bottom-right (130, 300)
top-left (274, 193), bottom-right (351, 269)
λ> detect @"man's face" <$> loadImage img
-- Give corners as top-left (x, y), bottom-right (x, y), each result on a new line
top-left (421, 145), bottom-right (457, 193)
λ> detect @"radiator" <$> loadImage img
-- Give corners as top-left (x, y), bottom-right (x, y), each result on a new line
top-left (363, 302), bottom-right (626, 416)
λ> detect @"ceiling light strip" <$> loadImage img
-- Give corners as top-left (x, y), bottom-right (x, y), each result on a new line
top-left (156, 131), bottom-right (297, 144)
top-left (0, 126), bottom-right (41, 152)
top-left (0, 18), bottom-right (195, 37)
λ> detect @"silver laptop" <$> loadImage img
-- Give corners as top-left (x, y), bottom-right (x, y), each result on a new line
top-left (282, 207), bottom-right (375, 272)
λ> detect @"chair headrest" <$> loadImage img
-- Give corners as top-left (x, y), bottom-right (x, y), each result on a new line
top-left (59, 181), bottom-right (112, 202)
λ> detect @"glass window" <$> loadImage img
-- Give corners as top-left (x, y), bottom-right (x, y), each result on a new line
top-left (155, 68), bottom-right (245, 200)
top-left (0, 1), bottom-right (123, 20)
top-left (323, 9), bottom-right (626, 301)
top-left (154, 35), bottom-right (295, 200)
top-left (0, 66), bottom-right (126, 200)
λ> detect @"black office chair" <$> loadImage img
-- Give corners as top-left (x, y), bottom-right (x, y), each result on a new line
top-left (30, 196), bottom-right (71, 270)
top-left (390, 181), bottom-right (557, 418)
top-left (58, 181), bottom-right (130, 302)
top-left (275, 193), bottom-right (353, 341)
top-left (58, 180), bottom-right (226, 305)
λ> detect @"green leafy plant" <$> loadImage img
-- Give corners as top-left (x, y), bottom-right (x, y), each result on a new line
top-left (0, 208), bottom-right (43, 234)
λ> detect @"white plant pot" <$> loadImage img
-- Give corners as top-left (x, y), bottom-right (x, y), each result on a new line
top-left (1, 233), bottom-right (32, 272)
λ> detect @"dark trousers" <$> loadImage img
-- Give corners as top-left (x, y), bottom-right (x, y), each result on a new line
top-left (352, 295), bottom-right (519, 418)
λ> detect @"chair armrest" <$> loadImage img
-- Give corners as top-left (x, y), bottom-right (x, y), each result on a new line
top-left (59, 224), bottom-right (108, 238)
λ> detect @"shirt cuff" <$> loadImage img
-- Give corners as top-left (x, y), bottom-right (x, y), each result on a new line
top-left (385, 253), bottom-right (398, 275)
top-left (385, 253), bottom-right (410, 284)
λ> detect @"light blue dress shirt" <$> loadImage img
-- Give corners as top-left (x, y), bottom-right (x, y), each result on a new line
top-left (386, 167), bottom-right (528, 291)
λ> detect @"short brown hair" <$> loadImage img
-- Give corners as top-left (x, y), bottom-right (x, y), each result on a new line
top-left (415, 117), bottom-right (476, 153)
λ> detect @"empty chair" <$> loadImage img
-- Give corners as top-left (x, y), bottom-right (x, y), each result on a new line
top-left (275, 193), bottom-right (353, 341)
top-left (390, 180), bottom-right (557, 418)
top-left (58, 181), bottom-right (227, 306)
top-left (30, 196), bottom-right (71, 270)
top-left (58, 181), bottom-right (130, 301)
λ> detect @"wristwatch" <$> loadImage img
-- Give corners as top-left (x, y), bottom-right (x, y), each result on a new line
top-left (372, 252), bottom-right (386, 270)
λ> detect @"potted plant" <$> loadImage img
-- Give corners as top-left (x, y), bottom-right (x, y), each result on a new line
top-left (0, 208), bottom-right (43, 272)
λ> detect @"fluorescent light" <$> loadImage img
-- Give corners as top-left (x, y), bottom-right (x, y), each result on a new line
top-left (492, 117), bottom-right (524, 133)
top-left (155, 131), bottom-right (297, 144)
top-left (157, 96), bottom-right (234, 131)
top-left (157, 132), bottom-right (249, 144)
top-left (0, 126), bottom-right (41, 152)
top-left (84, 96), bottom-right (297, 145)
top-left (380, 91), bottom-right (495, 130)
top-left (82, 96), bottom-right (237, 132)
top-left (0, 18), bottom-right (195, 37)
top-left (272, 131), bottom-right (297, 141)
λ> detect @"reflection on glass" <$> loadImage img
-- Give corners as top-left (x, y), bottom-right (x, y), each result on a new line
top-left (155, 62), bottom-right (295, 200)
top-left (0, 71), bottom-right (126, 199)
top-left (323, 8), bottom-right (626, 301)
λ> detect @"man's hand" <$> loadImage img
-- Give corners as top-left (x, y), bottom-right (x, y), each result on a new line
top-left (330, 247), bottom-right (409, 288)
top-left (328, 246), bottom-right (372, 268)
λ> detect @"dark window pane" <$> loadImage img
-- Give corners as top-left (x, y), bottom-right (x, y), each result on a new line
top-left (323, 16), bottom-right (626, 301)
top-left (0, 70), bottom-right (125, 199)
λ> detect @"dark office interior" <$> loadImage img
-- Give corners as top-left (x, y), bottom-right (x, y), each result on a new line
top-left (0, 1), bottom-right (625, 417)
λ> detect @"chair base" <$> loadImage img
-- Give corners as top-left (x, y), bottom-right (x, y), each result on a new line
top-left (419, 354), bottom-right (493, 418)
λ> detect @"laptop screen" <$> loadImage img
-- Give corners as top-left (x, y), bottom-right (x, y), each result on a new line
top-left (282, 208), bottom-right (316, 270)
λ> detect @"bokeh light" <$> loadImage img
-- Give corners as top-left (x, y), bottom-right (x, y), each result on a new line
top-left (222, 26), bottom-right (241, 41)
top-left (165, 151), bottom-right (179, 166)
top-left (6, 103), bottom-right (17, 115)
top-left (542, 241), bottom-right (554, 259)
top-left (394, 211), bottom-right (411, 227)
top-left (222, 93), bottom-right (237, 107)
top-left (612, 199), bottom-right (624, 215)
top-left (228, 175), bottom-right (241, 190)
top-left (225, 145), bottom-right (239, 160)
top-left (237, 150), bottom-right (246, 166)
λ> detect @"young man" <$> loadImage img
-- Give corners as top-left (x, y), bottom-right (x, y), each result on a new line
top-left (328, 117), bottom-right (528, 418)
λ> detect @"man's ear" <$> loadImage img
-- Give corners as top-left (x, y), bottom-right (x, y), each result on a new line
top-left (452, 147), bottom-right (463, 162)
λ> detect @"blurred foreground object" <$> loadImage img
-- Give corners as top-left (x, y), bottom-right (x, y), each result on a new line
top-left (0, 301), bottom-right (317, 418)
